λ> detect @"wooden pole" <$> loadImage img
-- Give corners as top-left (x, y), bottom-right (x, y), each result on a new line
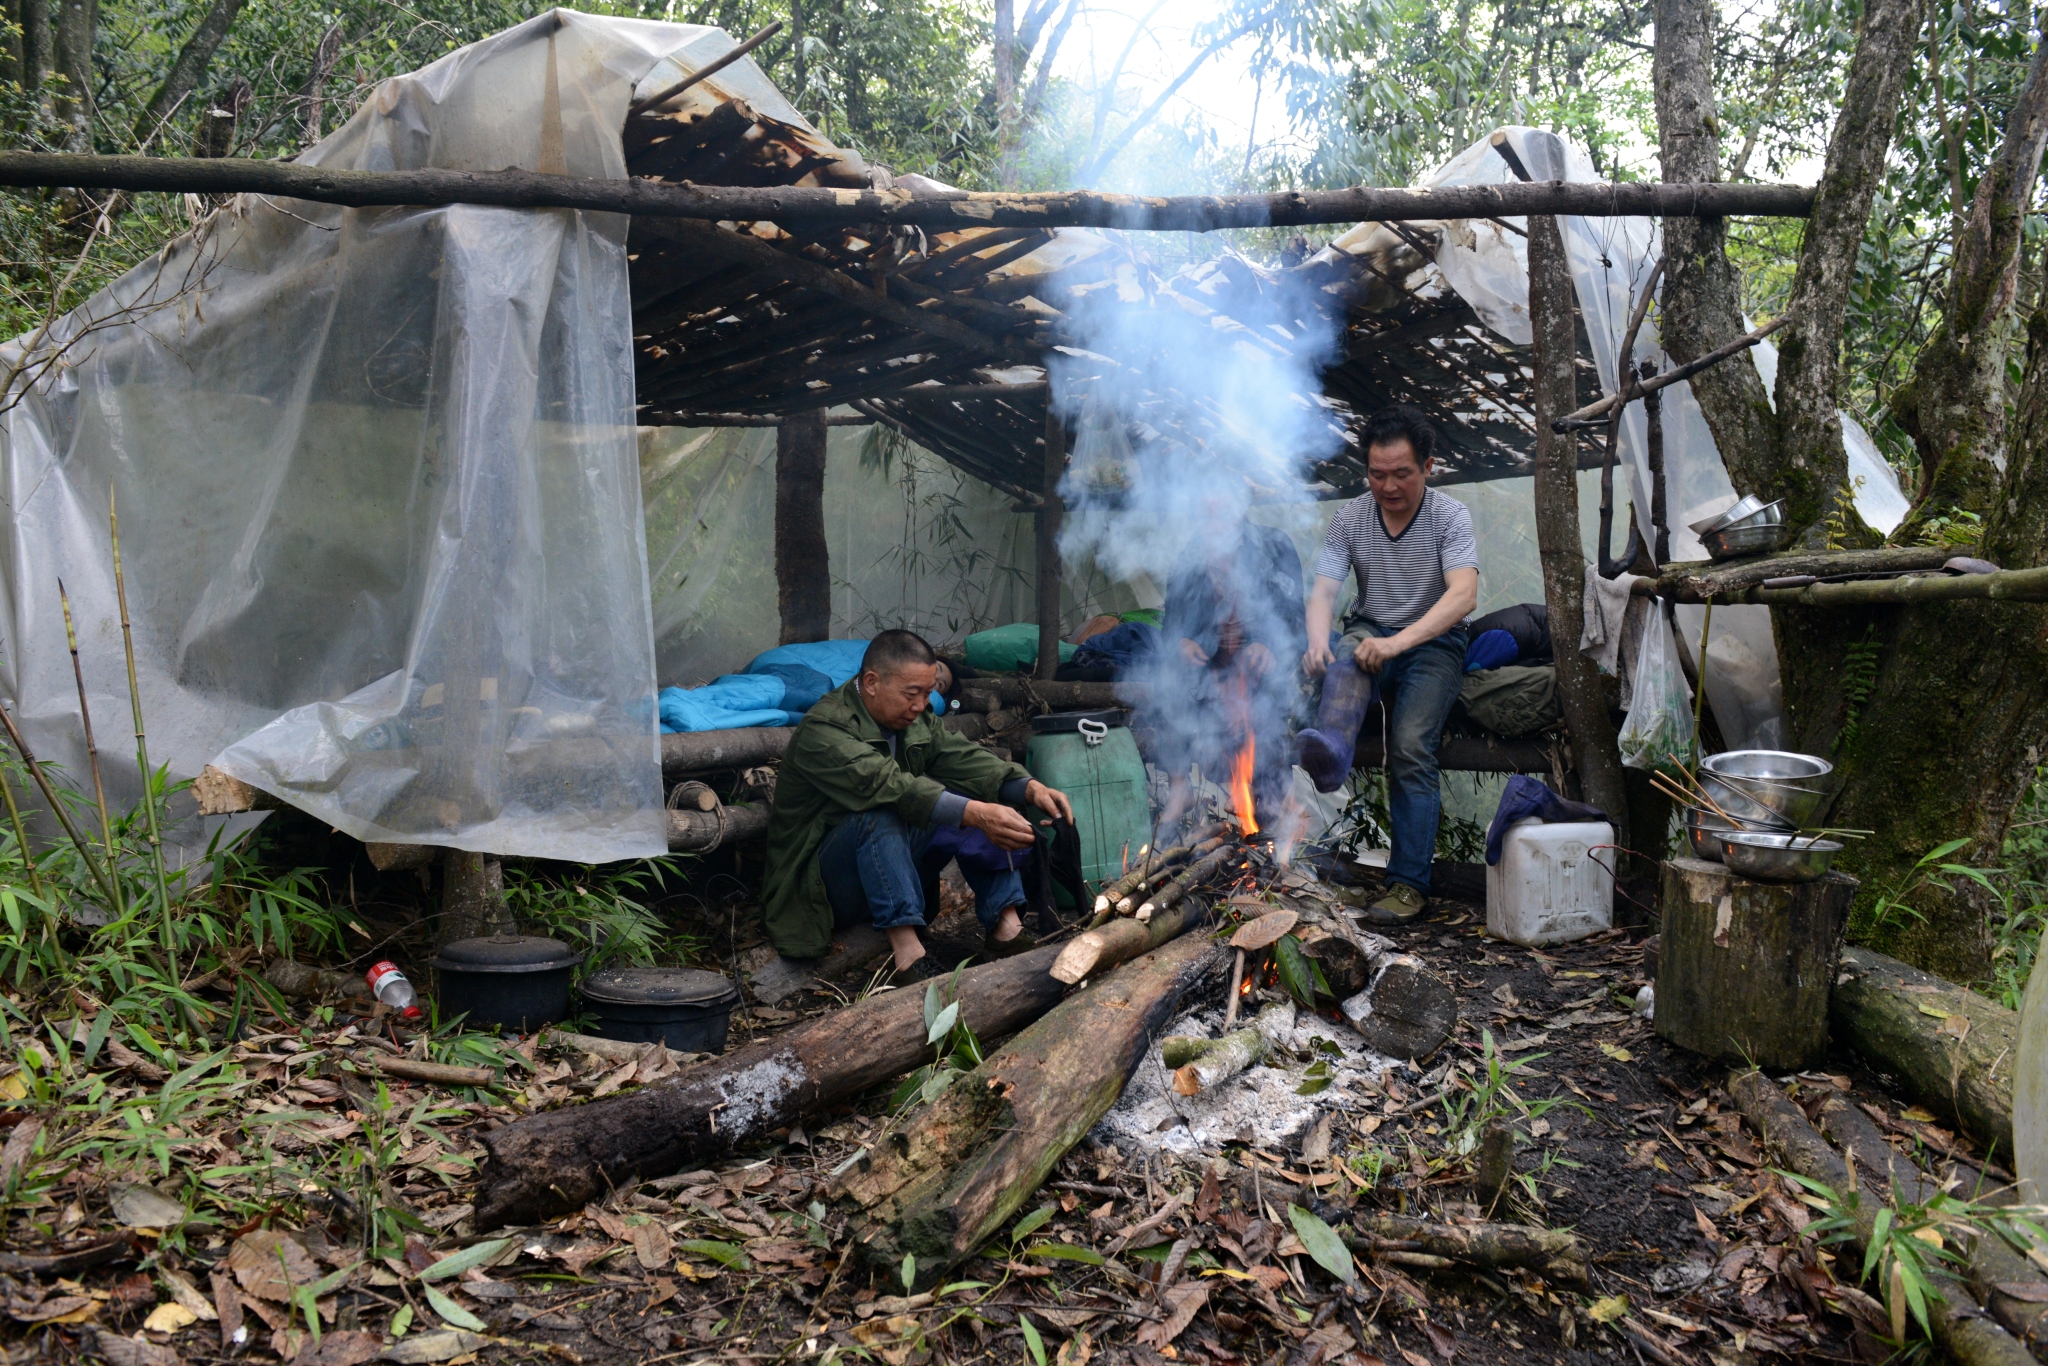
top-left (1528, 213), bottom-right (1631, 824)
top-left (0, 151), bottom-right (1819, 231)
top-left (1035, 406), bottom-right (1065, 680)
top-left (775, 408), bottom-right (831, 645)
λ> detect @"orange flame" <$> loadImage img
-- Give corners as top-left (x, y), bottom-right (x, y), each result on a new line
top-left (1229, 734), bottom-right (1259, 836)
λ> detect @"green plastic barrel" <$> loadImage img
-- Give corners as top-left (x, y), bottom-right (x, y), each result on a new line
top-left (1025, 710), bottom-right (1154, 896)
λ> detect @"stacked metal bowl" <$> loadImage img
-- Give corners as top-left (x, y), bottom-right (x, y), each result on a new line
top-left (1689, 495), bottom-right (1793, 560)
top-left (1685, 750), bottom-right (1843, 881)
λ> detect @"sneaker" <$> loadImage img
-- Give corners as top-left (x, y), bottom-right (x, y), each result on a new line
top-left (1360, 882), bottom-right (1427, 926)
top-left (982, 926), bottom-right (1039, 959)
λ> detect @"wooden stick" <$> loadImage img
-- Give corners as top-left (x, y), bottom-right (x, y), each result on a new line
top-left (110, 492), bottom-right (173, 916)
top-left (1051, 890), bottom-right (1218, 985)
top-left (1220, 947), bottom-right (1247, 1031)
top-left (351, 1054), bottom-right (494, 1088)
top-left (1552, 317), bottom-right (1789, 430)
top-left (1738, 563), bottom-right (2048, 607)
top-left (0, 697), bottom-right (122, 911)
top-left (633, 22), bottom-right (783, 113)
top-left (0, 153), bottom-right (1819, 232)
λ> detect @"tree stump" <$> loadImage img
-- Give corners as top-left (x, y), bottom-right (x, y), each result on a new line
top-left (438, 851), bottom-right (509, 946)
top-left (1654, 857), bottom-right (1853, 1071)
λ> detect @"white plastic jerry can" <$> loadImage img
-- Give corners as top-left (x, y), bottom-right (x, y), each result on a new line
top-left (1485, 818), bottom-right (1616, 946)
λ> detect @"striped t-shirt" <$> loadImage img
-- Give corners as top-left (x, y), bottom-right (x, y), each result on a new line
top-left (1313, 489), bottom-right (1480, 630)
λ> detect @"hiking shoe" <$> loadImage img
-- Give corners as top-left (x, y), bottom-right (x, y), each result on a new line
top-left (1359, 883), bottom-right (1427, 926)
top-left (982, 926), bottom-right (1039, 959)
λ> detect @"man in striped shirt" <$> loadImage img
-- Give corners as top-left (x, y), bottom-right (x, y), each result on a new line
top-left (1298, 406), bottom-right (1480, 925)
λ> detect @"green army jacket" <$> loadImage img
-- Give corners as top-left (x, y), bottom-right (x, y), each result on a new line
top-left (760, 679), bottom-right (1032, 958)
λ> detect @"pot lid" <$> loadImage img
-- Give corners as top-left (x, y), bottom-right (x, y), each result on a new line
top-left (580, 967), bottom-right (739, 1007)
top-left (430, 934), bottom-right (581, 973)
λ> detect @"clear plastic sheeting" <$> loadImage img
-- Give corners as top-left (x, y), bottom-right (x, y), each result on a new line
top-left (0, 13), bottom-right (795, 862)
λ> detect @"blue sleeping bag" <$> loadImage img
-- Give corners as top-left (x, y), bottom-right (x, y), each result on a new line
top-left (657, 640), bottom-right (947, 734)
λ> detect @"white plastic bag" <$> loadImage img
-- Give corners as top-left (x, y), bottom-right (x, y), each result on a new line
top-left (1617, 611), bottom-right (1696, 772)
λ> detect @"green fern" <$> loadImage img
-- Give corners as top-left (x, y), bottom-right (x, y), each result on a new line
top-left (1823, 476), bottom-right (1867, 551)
top-left (1834, 625), bottom-right (1882, 753)
top-left (1915, 507), bottom-right (1984, 549)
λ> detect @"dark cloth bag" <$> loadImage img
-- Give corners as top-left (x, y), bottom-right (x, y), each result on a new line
top-left (1484, 774), bottom-right (1608, 865)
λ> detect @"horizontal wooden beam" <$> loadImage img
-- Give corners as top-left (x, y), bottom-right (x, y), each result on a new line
top-left (1739, 564), bottom-right (2048, 607)
top-left (1644, 547), bottom-right (1956, 601)
top-left (1552, 317), bottom-right (1788, 431)
top-left (0, 152), bottom-right (1818, 231)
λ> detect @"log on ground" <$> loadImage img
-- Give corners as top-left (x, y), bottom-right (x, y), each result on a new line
top-left (473, 943), bottom-right (1069, 1228)
top-left (831, 931), bottom-right (1225, 1288)
top-left (1728, 1069), bottom-right (2035, 1366)
top-left (661, 727), bottom-right (792, 780)
top-left (666, 800), bottom-right (770, 852)
top-left (1347, 1213), bottom-right (1589, 1289)
top-left (1830, 945), bottom-right (2017, 1159)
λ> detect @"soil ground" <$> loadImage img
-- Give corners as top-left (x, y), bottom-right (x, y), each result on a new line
top-left (0, 842), bottom-right (1983, 1366)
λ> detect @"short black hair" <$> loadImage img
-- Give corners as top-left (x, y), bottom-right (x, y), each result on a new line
top-left (1363, 405), bottom-right (1436, 469)
top-left (862, 629), bottom-right (939, 679)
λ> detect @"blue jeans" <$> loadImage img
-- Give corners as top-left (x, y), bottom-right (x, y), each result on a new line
top-left (1339, 620), bottom-right (1469, 895)
top-left (818, 809), bottom-right (1026, 933)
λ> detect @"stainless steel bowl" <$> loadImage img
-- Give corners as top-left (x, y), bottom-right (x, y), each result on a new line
top-left (1690, 494), bottom-right (1766, 536)
top-left (1702, 521), bottom-right (1795, 560)
top-left (1683, 807), bottom-right (1787, 862)
top-left (1720, 831), bottom-right (1843, 883)
top-left (1701, 750), bottom-right (1833, 828)
top-left (1720, 498), bottom-right (1788, 531)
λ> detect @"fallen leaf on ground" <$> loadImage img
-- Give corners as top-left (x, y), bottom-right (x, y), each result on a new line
top-left (90, 1330), bottom-right (181, 1366)
top-left (143, 1302), bottom-right (199, 1333)
top-left (110, 1184), bottom-right (188, 1230)
top-left (378, 1329), bottom-right (487, 1364)
top-left (1598, 1043), bottom-right (1633, 1062)
top-left (294, 1329), bottom-right (383, 1366)
top-left (229, 1230), bottom-right (317, 1303)
top-left (159, 1269), bottom-right (217, 1322)
top-left (1136, 1282), bottom-right (1209, 1348)
top-left (1421, 1318), bottom-right (1457, 1357)
top-left (1588, 1295), bottom-right (1628, 1323)
top-left (423, 1286), bottom-right (485, 1332)
top-left (630, 1221), bottom-right (672, 1271)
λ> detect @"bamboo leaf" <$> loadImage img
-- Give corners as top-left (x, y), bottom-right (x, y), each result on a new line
top-left (677, 1239), bottom-right (749, 1270)
top-left (927, 1000), bottom-right (960, 1045)
top-left (423, 1286), bottom-right (486, 1332)
top-left (1019, 1313), bottom-right (1047, 1366)
top-left (1024, 1243), bottom-right (1105, 1265)
top-left (1287, 1204), bottom-right (1354, 1284)
top-left (1011, 1204), bottom-right (1054, 1243)
top-left (417, 1237), bottom-right (513, 1282)
top-left (1273, 934), bottom-right (1318, 1006)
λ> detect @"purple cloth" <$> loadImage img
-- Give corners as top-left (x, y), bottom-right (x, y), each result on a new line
top-left (1485, 774), bottom-right (1609, 865)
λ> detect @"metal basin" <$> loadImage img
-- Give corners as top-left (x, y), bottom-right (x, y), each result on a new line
top-left (1690, 494), bottom-right (1766, 536)
top-left (1683, 807), bottom-right (1786, 862)
top-left (1702, 521), bottom-right (1795, 560)
top-left (1721, 498), bottom-right (1788, 531)
top-left (1720, 831), bottom-right (1843, 883)
top-left (1700, 750), bottom-right (1833, 828)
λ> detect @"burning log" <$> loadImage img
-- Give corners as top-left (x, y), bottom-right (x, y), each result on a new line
top-left (472, 943), bottom-right (1072, 1228)
top-left (1092, 839), bottom-right (1201, 918)
top-left (1164, 1000), bottom-right (1293, 1094)
top-left (1050, 865), bottom-right (1240, 985)
top-left (832, 930), bottom-right (1225, 1289)
top-left (1136, 841), bottom-right (1239, 921)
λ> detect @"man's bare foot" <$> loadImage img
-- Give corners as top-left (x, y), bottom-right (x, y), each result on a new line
top-left (991, 906), bottom-right (1024, 943)
top-left (887, 924), bottom-right (927, 971)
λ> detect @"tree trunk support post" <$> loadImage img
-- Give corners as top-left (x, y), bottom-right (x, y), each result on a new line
top-left (1528, 213), bottom-right (1631, 826)
top-left (1035, 405), bottom-right (1065, 680)
top-left (1655, 857), bottom-right (1853, 1071)
top-left (438, 850), bottom-right (509, 946)
top-left (775, 408), bottom-right (831, 645)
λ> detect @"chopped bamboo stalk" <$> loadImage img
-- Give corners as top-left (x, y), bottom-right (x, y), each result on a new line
top-left (1050, 885), bottom-right (1223, 985)
top-left (1090, 840), bottom-right (1197, 919)
top-left (0, 767), bottom-right (43, 898)
top-left (0, 698), bottom-right (120, 911)
top-left (58, 582), bottom-right (123, 918)
top-left (110, 493), bottom-right (172, 919)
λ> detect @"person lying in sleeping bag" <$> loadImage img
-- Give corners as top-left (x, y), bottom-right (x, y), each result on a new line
top-left (1462, 602), bottom-right (1552, 673)
top-left (657, 640), bottom-right (957, 733)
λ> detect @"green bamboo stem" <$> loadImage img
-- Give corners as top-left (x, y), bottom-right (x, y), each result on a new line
top-left (57, 582), bottom-right (124, 918)
top-left (0, 698), bottom-right (121, 912)
top-left (109, 493), bottom-right (172, 921)
top-left (0, 766), bottom-right (44, 898)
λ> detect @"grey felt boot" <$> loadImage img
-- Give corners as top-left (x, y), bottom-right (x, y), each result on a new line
top-left (1297, 659), bottom-right (1375, 793)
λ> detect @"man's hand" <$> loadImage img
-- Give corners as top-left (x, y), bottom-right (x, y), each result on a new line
top-left (1303, 638), bottom-right (1334, 677)
top-left (1179, 637), bottom-right (1210, 666)
top-left (1241, 641), bottom-right (1275, 679)
top-left (1025, 780), bottom-right (1074, 825)
top-left (965, 800), bottom-right (1037, 851)
top-left (1352, 633), bottom-right (1407, 673)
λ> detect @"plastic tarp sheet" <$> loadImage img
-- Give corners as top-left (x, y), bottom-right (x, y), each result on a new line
top-left (0, 13), bottom-right (808, 862)
top-left (1337, 127), bottom-right (1914, 750)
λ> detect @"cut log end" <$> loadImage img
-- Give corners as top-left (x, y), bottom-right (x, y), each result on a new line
top-left (193, 765), bottom-right (279, 816)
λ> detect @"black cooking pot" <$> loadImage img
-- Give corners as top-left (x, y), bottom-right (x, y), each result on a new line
top-left (429, 934), bottom-right (581, 1033)
top-left (579, 967), bottom-right (741, 1054)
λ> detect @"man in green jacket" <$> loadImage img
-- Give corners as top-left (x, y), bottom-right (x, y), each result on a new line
top-left (761, 629), bottom-right (1075, 980)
